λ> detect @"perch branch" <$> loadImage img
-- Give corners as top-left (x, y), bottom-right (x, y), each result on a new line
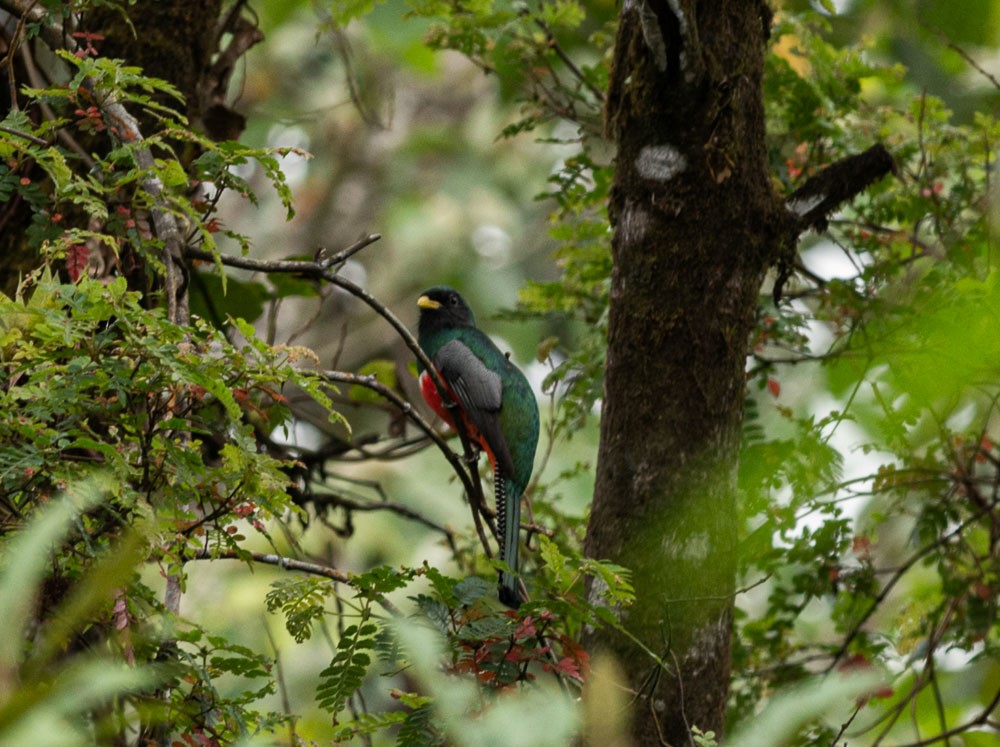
top-left (192, 548), bottom-right (401, 617)
top-left (323, 369), bottom-right (494, 557)
top-left (185, 242), bottom-right (496, 556)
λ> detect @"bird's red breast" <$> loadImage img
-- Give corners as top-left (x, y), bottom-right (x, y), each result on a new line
top-left (418, 369), bottom-right (497, 470)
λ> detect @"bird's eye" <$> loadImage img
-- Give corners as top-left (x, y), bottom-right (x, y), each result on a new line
top-left (449, 294), bottom-right (458, 306)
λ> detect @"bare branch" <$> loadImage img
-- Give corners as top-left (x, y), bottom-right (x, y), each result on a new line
top-left (308, 490), bottom-right (458, 554)
top-left (918, 16), bottom-right (1000, 92)
top-left (0, 0), bottom-right (72, 54)
top-left (533, 16), bottom-right (606, 105)
top-left (322, 371), bottom-right (471, 494)
top-left (322, 369), bottom-right (495, 559)
top-left (0, 124), bottom-right (47, 146)
top-left (191, 548), bottom-right (402, 617)
top-left (775, 143), bottom-right (897, 302)
top-left (784, 144), bottom-right (897, 234)
top-left (825, 495), bottom-right (1000, 673)
top-left (91, 87), bottom-right (188, 322)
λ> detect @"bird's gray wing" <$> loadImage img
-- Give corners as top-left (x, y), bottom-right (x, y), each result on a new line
top-left (434, 338), bottom-right (515, 476)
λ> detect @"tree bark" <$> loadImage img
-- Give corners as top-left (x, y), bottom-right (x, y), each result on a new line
top-left (584, 1), bottom-right (780, 742)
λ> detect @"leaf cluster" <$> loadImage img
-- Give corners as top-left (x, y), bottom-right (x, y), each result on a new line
top-left (0, 267), bottom-right (338, 740)
top-left (733, 11), bottom-right (1000, 743)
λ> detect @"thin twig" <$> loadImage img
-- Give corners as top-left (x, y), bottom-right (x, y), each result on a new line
top-left (323, 370), bottom-right (495, 558)
top-left (92, 86), bottom-right (188, 323)
top-left (263, 619), bottom-right (297, 746)
top-left (18, 41), bottom-right (97, 167)
top-left (533, 17), bottom-right (606, 104)
top-left (918, 16), bottom-right (1000, 91)
top-left (0, 124), bottom-right (48, 146)
top-left (308, 491), bottom-right (458, 554)
top-left (891, 685), bottom-right (1000, 747)
top-left (191, 548), bottom-right (402, 617)
top-left (825, 497), bottom-right (1000, 673)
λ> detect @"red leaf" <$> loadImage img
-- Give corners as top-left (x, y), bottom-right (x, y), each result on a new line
top-left (977, 436), bottom-right (993, 463)
top-left (234, 502), bottom-right (256, 519)
top-left (67, 244), bottom-right (89, 282)
top-left (515, 616), bottom-right (537, 639)
top-left (766, 377), bottom-right (780, 397)
top-left (852, 535), bottom-right (872, 559)
top-left (545, 656), bottom-right (583, 682)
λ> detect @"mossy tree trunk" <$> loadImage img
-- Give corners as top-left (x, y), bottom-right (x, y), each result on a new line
top-left (584, 1), bottom-right (781, 742)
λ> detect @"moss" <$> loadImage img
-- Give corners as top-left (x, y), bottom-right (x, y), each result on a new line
top-left (82, 0), bottom-right (225, 121)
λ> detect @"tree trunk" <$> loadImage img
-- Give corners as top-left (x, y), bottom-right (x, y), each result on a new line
top-left (584, 1), bottom-right (780, 742)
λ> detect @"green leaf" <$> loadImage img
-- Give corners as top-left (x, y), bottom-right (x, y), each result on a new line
top-left (190, 271), bottom-right (270, 325)
top-left (0, 485), bottom-right (103, 676)
top-left (330, 0), bottom-right (385, 25)
top-left (316, 609), bottom-right (379, 715)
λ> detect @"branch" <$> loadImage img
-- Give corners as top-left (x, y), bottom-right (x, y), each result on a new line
top-left (0, 124), bottom-right (48, 146)
top-left (91, 87), bottom-right (188, 322)
top-left (307, 488), bottom-right (458, 554)
top-left (205, 2), bottom-right (264, 104)
top-left (191, 548), bottom-right (402, 617)
top-left (323, 370), bottom-right (495, 558)
top-left (188, 240), bottom-right (452, 425)
top-left (774, 143), bottom-right (897, 302)
top-left (824, 495), bottom-right (1000, 673)
top-left (891, 684), bottom-right (1000, 747)
top-left (185, 242), bottom-right (510, 563)
top-left (533, 16), bottom-right (606, 104)
top-left (0, 0), bottom-right (71, 54)
top-left (784, 144), bottom-right (897, 233)
top-left (918, 16), bottom-right (1000, 92)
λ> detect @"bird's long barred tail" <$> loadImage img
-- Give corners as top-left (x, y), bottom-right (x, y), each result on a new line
top-left (495, 471), bottom-right (520, 608)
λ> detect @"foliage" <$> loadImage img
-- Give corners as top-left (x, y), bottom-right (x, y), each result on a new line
top-left (730, 10), bottom-right (1000, 744)
top-left (0, 484), bottom-right (158, 747)
top-left (395, 0), bottom-right (616, 436)
top-left (0, 15), bottom-right (338, 737)
top-left (0, 266), bottom-right (336, 740)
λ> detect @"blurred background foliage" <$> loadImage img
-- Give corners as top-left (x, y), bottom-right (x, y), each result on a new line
top-left (2, 0), bottom-right (1000, 743)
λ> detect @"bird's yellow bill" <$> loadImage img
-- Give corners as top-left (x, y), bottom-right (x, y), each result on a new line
top-left (417, 295), bottom-right (441, 310)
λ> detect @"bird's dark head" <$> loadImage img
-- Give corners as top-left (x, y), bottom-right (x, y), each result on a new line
top-left (417, 286), bottom-right (476, 337)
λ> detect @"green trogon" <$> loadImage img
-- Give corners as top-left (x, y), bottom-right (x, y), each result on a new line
top-left (416, 286), bottom-right (539, 608)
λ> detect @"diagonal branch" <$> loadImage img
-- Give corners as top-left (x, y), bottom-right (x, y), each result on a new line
top-left (90, 87), bottom-right (188, 323)
top-left (184, 242), bottom-right (497, 556)
top-left (322, 370), bottom-right (494, 558)
top-left (784, 144), bottom-right (897, 233)
top-left (191, 548), bottom-right (402, 617)
top-left (775, 143), bottom-right (897, 303)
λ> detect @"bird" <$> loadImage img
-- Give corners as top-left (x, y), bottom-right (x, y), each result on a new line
top-left (416, 286), bottom-right (539, 608)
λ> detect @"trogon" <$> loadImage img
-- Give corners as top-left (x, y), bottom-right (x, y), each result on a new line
top-left (416, 286), bottom-right (539, 608)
